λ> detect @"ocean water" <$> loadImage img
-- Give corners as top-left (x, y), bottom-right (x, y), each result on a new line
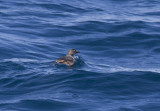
top-left (0, 0), bottom-right (160, 111)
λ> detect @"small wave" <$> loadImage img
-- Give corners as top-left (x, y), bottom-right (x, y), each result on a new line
top-left (0, 99), bottom-right (77, 111)
top-left (86, 62), bottom-right (160, 74)
top-left (2, 58), bottom-right (52, 64)
top-left (3, 58), bottom-right (38, 63)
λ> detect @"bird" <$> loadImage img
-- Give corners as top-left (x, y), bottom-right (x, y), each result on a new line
top-left (56, 49), bottom-right (80, 66)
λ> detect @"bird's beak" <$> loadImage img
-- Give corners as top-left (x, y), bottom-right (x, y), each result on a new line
top-left (76, 51), bottom-right (80, 53)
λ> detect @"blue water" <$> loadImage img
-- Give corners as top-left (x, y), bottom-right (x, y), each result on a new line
top-left (0, 0), bottom-right (160, 111)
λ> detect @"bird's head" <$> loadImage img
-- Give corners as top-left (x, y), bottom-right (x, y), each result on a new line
top-left (67, 49), bottom-right (80, 56)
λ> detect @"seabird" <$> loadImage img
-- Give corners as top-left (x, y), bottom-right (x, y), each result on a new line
top-left (56, 49), bottom-right (80, 66)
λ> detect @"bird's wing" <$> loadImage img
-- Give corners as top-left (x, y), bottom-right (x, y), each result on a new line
top-left (56, 56), bottom-right (73, 63)
top-left (56, 57), bottom-right (65, 63)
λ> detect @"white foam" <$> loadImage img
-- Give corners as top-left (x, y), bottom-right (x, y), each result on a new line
top-left (109, 66), bottom-right (160, 73)
top-left (3, 58), bottom-right (38, 63)
top-left (86, 62), bottom-right (160, 74)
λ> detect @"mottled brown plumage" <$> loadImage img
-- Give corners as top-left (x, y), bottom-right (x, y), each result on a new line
top-left (56, 49), bottom-right (80, 66)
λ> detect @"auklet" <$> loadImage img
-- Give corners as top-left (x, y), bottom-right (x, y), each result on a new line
top-left (56, 49), bottom-right (80, 66)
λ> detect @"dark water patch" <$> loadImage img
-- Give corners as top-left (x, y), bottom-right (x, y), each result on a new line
top-left (36, 3), bottom-right (87, 13)
top-left (144, 11), bottom-right (160, 16)
top-left (152, 47), bottom-right (160, 53)
top-left (0, 99), bottom-right (78, 111)
top-left (137, 103), bottom-right (160, 111)
top-left (0, 61), bottom-right (26, 72)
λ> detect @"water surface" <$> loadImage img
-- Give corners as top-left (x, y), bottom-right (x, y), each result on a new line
top-left (0, 0), bottom-right (160, 111)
